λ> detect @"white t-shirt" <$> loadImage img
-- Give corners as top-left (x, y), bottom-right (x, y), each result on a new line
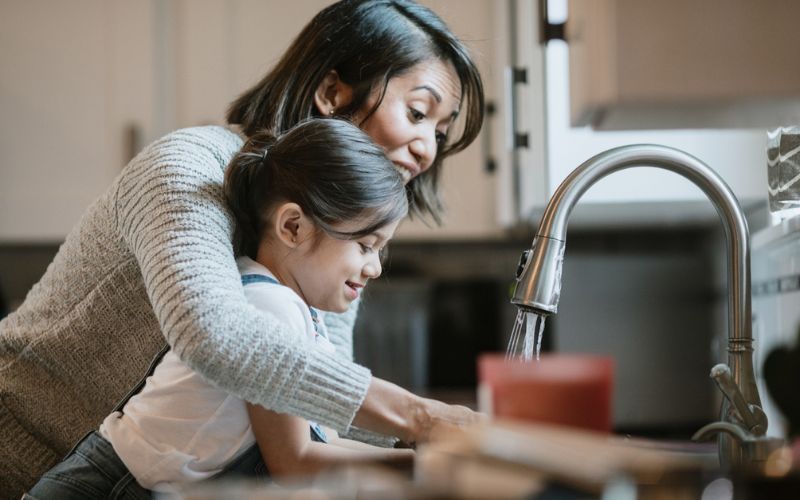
top-left (99, 256), bottom-right (336, 490)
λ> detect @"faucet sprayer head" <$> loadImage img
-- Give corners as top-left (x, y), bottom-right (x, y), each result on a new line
top-left (510, 236), bottom-right (566, 316)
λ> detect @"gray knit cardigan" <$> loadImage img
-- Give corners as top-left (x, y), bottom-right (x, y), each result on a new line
top-left (0, 125), bottom-right (372, 495)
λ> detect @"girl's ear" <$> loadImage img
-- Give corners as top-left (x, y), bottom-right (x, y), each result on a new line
top-left (314, 70), bottom-right (354, 115)
top-left (273, 202), bottom-right (311, 248)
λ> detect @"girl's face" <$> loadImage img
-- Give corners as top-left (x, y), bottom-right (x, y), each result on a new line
top-left (291, 218), bottom-right (401, 313)
top-left (354, 59), bottom-right (462, 184)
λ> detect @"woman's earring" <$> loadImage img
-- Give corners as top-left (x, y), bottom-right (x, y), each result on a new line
top-left (329, 108), bottom-right (336, 116)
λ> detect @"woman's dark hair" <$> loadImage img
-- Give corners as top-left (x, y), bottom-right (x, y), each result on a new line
top-left (224, 119), bottom-right (408, 259)
top-left (226, 0), bottom-right (484, 225)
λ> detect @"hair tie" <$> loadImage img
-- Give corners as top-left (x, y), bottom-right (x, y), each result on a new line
top-left (261, 148), bottom-right (268, 164)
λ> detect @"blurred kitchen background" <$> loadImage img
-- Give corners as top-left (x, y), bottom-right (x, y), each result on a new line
top-left (2, 0), bottom-right (799, 440)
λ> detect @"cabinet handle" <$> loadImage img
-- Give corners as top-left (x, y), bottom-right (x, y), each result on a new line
top-left (508, 66), bottom-right (529, 150)
top-left (483, 102), bottom-right (497, 173)
top-left (539, 0), bottom-right (566, 44)
top-left (124, 123), bottom-right (143, 165)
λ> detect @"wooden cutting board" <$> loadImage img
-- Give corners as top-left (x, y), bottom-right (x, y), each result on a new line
top-left (416, 419), bottom-right (718, 497)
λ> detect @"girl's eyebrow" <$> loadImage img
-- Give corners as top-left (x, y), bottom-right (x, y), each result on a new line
top-left (372, 228), bottom-right (394, 244)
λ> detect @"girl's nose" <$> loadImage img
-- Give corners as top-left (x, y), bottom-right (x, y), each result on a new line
top-left (364, 254), bottom-right (382, 279)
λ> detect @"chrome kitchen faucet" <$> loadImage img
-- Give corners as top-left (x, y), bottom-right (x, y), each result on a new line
top-left (511, 144), bottom-right (782, 468)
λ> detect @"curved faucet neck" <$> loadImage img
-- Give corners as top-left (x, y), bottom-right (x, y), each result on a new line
top-left (512, 144), bottom-right (761, 467)
top-left (538, 145), bottom-right (751, 347)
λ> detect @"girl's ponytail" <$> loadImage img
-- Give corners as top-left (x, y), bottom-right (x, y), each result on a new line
top-left (224, 119), bottom-right (408, 258)
top-left (224, 131), bottom-right (279, 258)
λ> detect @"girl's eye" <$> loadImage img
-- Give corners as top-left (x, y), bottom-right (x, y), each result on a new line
top-left (359, 243), bottom-right (374, 254)
top-left (436, 130), bottom-right (447, 145)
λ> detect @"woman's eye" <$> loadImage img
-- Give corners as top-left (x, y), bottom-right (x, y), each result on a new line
top-left (359, 243), bottom-right (374, 254)
top-left (436, 131), bottom-right (447, 145)
top-left (409, 107), bottom-right (425, 122)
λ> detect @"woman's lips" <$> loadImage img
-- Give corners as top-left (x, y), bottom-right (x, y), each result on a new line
top-left (393, 162), bottom-right (419, 183)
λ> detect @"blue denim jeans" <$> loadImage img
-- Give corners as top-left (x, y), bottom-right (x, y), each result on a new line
top-left (24, 431), bottom-right (151, 500)
top-left (24, 342), bottom-right (275, 499)
top-left (25, 431), bottom-right (268, 499)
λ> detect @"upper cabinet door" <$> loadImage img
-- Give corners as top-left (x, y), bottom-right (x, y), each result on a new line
top-left (395, 0), bottom-right (517, 240)
top-left (567, 0), bottom-right (800, 130)
top-left (0, 0), bottom-right (156, 242)
top-left (539, 0), bottom-right (770, 228)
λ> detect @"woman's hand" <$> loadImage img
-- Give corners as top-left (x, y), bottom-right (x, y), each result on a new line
top-left (352, 377), bottom-right (486, 445)
top-left (411, 396), bottom-right (486, 444)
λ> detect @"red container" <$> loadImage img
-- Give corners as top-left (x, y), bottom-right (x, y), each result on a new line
top-left (477, 353), bottom-right (614, 432)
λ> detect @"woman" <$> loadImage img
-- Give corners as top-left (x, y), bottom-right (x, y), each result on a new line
top-left (0, 0), bottom-right (484, 495)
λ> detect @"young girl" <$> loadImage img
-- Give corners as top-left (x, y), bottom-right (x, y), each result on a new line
top-left (26, 119), bottom-right (413, 498)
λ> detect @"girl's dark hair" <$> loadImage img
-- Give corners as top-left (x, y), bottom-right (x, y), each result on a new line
top-left (224, 119), bottom-right (408, 259)
top-left (226, 0), bottom-right (484, 225)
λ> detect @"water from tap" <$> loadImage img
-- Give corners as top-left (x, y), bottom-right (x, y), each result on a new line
top-left (535, 314), bottom-right (546, 360)
top-left (505, 310), bottom-right (525, 360)
top-left (505, 310), bottom-right (546, 361)
top-left (522, 312), bottom-right (536, 360)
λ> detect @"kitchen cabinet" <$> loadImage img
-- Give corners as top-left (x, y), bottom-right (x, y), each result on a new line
top-left (0, 1), bottom-right (776, 241)
top-left (0, 0), bottom-right (157, 242)
top-left (530, 0), bottom-right (770, 228)
top-left (566, 0), bottom-right (800, 130)
top-left (0, 0), bottom-right (512, 241)
top-left (543, 35), bottom-right (768, 227)
top-left (398, 0), bottom-right (549, 238)
top-left (428, 0), bottom-right (772, 232)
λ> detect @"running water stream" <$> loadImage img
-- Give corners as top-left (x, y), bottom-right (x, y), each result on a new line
top-left (505, 309), bottom-right (546, 361)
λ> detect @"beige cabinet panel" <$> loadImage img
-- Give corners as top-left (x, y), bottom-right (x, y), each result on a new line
top-left (0, 1), bottom-right (156, 241)
top-left (567, 0), bottom-right (800, 129)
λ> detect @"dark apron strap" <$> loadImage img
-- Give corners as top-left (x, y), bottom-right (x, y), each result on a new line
top-left (112, 343), bottom-right (171, 414)
top-left (241, 273), bottom-right (328, 340)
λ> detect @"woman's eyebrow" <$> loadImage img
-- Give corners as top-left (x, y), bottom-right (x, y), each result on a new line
top-left (412, 85), bottom-right (442, 103)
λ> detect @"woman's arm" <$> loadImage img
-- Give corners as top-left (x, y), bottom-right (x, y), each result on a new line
top-left (321, 299), bottom-right (359, 361)
top-left (246, 403), bottom-right (414, 483)
top-left (113, 126), bottom-right (371, 432)
top-left (114, 125), bottom-right (480, 443)
top-left (352, 377), bottom-right (483, 445)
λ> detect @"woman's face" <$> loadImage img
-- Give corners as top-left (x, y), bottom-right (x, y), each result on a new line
top-left (354, 59), bottom-right (462, 184)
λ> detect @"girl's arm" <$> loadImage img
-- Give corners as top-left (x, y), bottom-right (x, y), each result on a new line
top-left (246, 403), bottom-right (414, 483)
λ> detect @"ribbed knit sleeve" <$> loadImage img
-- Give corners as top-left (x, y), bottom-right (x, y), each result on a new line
top-left (323, 297), bottom-right (359, 361)
top-left (113, 126), bottom-right (371, 432)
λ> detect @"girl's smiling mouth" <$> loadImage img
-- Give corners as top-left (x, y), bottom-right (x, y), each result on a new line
top-left (345, 280), bottom-right (364, 299)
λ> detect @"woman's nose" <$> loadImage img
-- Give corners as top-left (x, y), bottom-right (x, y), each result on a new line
top-left (409, 133), bottom-right (435, 172)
